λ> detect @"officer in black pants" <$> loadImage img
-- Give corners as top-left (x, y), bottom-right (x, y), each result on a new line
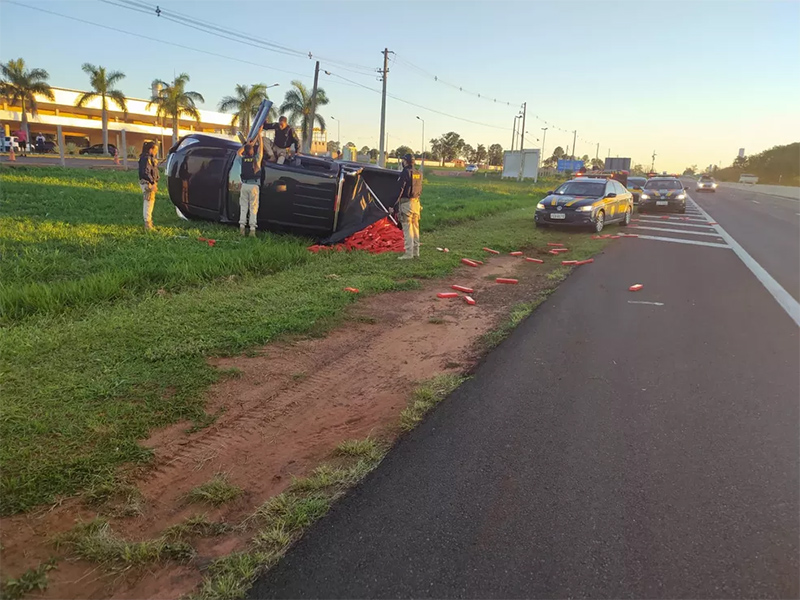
top-left (263, 116), bottom-right (302, 164)
top-left (396, 153), bottom-right (422, 259)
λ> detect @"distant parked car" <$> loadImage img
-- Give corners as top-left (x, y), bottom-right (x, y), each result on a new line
top-left (626, 176), bottom-right (647, 204)
top-left (738, 173), bottom-right (759, 184)
top-left (696, 175), bottom-right (717, 192)
top-left (465, 164), bottom-right (478, 173)
top-left (79, 144), bottom-right (117, 156)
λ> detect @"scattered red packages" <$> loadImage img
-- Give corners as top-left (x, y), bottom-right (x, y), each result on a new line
top-left (483, 247), bottom-right (500, 254)
top-left (474, 259), bottom-right (484, 265)
top-left (610, 235), bottom-right (620, 239)
top-left (307, 217), bottom-right (406, 254)
top-left (344, 287), bottom-right (359, 293)
top-left (552, 248), bottom-right (569, 253)
top-left (198, 237), bottom-right (207, 242)
top-left (452, 285), bottom-right (474, 293)
top-left (548, 250), bottom-right (560, 255)
top-left (562, 260), bottom-right (578, 265)
top-left (547, 242), bottom-right (564, 247)
top-left (461, 258), bottom-right (479, 267)
top-left (436, 247), bottom-right (450, 252)
top-left (496, 278), bottom-right (518, 284)
top-left (437, 292), bottom-right (459, 299)
top-left (510, 251), bottom-right (523, 256)
top-left (575, 259), bottom-right (594, 265)
top-left (592, 235), bottom-right (603, 239)
top-left (622, 234), bottom-right (639, 238)
top-left (207, 239), bottom-right (216, 247)
top-left (464, 295), bottom-right (476, 305)
top-left (629, 284), bottom-right (643, 292)
top-left (525, 257), bottom-right (544, 263)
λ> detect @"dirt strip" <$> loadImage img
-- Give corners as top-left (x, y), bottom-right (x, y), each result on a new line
top-left (1, 253), bottom-right (558, 600)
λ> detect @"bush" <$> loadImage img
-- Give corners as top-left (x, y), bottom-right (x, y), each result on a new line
top-left (127, 146), bottom-right (138, 159)
top-left (65, 143), bottom-right (79, 156)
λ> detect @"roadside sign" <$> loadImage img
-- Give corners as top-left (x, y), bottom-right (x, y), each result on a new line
top-left (557, 159), bottom-right (584, 172)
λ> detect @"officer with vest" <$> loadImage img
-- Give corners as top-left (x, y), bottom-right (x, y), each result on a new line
top-left (396, 153), bottom-right (422, 259)
top-left (236, 124), bottom-right (264, 237)
top-left (263, 116), bottom-right (302, 164)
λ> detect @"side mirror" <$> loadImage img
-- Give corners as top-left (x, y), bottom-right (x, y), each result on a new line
top-left (606, 192), bottom-right (617, 198)
top-left (546, 190), bottom-right (554, 195)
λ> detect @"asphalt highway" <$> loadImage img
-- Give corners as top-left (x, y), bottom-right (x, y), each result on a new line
top-left (249, 190), bottom-right (799, 599)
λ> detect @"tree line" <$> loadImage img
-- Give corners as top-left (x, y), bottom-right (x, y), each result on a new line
top-left (0, 57), bottom-right (329, 155)
top-left (712, 143), bottom-right (799, 185)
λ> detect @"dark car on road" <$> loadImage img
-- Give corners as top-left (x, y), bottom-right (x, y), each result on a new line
top-left (534, 176), bottom-right (634, 233)
top-left (79, 143), bottom-right (117, 155)
top-left (695, 174), bottom-right (717, 192)
top-left (626, 176), bottom-right (647, 204)
top-left (165, 101), bottom-right (400, 243)
top-left (639, 177), bottom-right (689, 213)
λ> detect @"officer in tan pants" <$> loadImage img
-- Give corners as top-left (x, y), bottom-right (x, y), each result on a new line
top-left (396, 153), bottom-right (422, 259)
top-left (237, 124), bottom-right (264, 237)
top-left (138, 141), bottom-right (159, 231)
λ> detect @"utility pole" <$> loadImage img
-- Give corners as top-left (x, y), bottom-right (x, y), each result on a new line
top-left (517, 102), bottom-right (527, 181)
top-left (306, 60), bottom-right (320, 154)
top-left (540, 127), bottom-right (548, 165)
top-left (651, 150), bottom-right (657, 172)
top-left (378, 48), bottom-right (392, 167)
top-left (416, 116), bottom-right (425, 174)
top-left (595, 142), bottom-right (599, 160)
top-left (511, 115), bottom-right (519, 152)
top-left (572, 130), bottom-right (577, 160)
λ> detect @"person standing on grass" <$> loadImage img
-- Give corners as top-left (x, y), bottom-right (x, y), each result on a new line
top-left (138, 140), bottom-right (160, 231)
top-left (236, 124), bottom-right (264, 237)
top-left (395, 153), bottom-right (422, 260)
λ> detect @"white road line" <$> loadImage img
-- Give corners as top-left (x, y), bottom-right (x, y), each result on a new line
top-left (753, 200), bottom-right (761, 204)
top-left (633, 234), bottom-right (731, 249)
top-left (631, 226), bottom-right (725, 237)
top-left (628, 301), bottom-right (665, 306)
top-left (638, 215), bottom-right (708, 223)
top-left (634, 219), bottom-right (715, 229)
top-left (690, 199), bottom-right (800, 327)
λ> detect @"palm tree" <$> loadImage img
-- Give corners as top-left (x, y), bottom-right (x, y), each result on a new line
top-left (75, 64), bottom-right (127, 155)
top-left (147, 73), bottom-right (205, 147)
top-left (0, 58), bottom-right (54, 149)
top-left (218, 84), bottom-right (278, 134)
top-left (279, 80), bottom-right (328, 150)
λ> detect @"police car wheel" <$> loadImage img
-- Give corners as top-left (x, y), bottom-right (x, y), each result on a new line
top-left (620, 207), bottom-right (631, 226)
top-left (535, 222), bottom-right (548, 228)
top-left (594, 211), bottom-right (605, 233)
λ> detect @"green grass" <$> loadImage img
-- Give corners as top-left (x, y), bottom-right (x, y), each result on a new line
top-left (0, 165), bottom-right (610, 515)
top-left (185, 474), bottom-right (243, 507)
top-left (193, 437), bottom-right (387, 600)
top-left (56, 519), bottom-right (195, 566)
top-left (400, 374), bottom-right (466, 431)
top-left (0, 559), bottom-right (57, 600)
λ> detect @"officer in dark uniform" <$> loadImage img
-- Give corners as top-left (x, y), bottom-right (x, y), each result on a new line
top-left (396, 153), bottom-right (422, 259)
top-left (263, 116), bottom-right (302, 164)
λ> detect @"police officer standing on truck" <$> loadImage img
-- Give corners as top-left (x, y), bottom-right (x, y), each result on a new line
top-left (236, 124), bottom-right (264, 237)
top-left (396, 153), bottom-right (422, 260)
top-left (263, 116), bottom-right (301, 164)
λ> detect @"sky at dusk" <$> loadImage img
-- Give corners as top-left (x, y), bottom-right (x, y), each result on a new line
top-left (1, 0), bottom-right (799, 171)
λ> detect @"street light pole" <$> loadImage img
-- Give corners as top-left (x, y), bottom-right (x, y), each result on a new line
top-left (541, 127), bottom-right (548, 165)
top-left (416, 116), bottom-right (425, 174)
top-left (330, 116), bottom-right (340, 154)
top-left (511, 115), bottom-right (519, 152)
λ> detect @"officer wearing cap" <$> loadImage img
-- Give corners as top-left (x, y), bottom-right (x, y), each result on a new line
top-left (396, 153), bottom-right (422, 260)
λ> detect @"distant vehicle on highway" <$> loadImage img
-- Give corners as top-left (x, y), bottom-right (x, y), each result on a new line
top-left (639, 177), bottom-right (689, 214)
top-left (465, 164), bottom-right (478, 173)
top-left (696, 175), bottom-right (717, 192)
top-left (79, 144), bottom-right (117, 156)
top-left (626, 176), bottom-right (647, 204)
top-left (738, 173), bottom-right (759, 184)
top-left (535, 176), bottom-right (633, 233)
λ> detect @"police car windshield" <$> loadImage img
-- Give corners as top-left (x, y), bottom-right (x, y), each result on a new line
top-left (627, 178), bottom-right (646, 187)
top-left (699, 176), bottom-right (714, 181)
top-left (644, 179), bottom-right (682, 190)
top-left (555, 182), bottom-right (605, 196)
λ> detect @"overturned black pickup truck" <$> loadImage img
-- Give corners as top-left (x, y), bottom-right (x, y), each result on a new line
top-left (165, 101), bottom-right (400, 243)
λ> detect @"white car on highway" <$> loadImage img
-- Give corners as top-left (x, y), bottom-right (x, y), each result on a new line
top-left (738, 173), bottom-right (759, 184)
top-left (696, 175), bottom-right (717, 192)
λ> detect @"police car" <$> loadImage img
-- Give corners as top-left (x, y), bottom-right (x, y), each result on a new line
top-left (696, 175), bottom-right (717, 192)
top-left (535, 175), bottom-right (633, 233)
top-left (638, 177), bottom-right (689, 214)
